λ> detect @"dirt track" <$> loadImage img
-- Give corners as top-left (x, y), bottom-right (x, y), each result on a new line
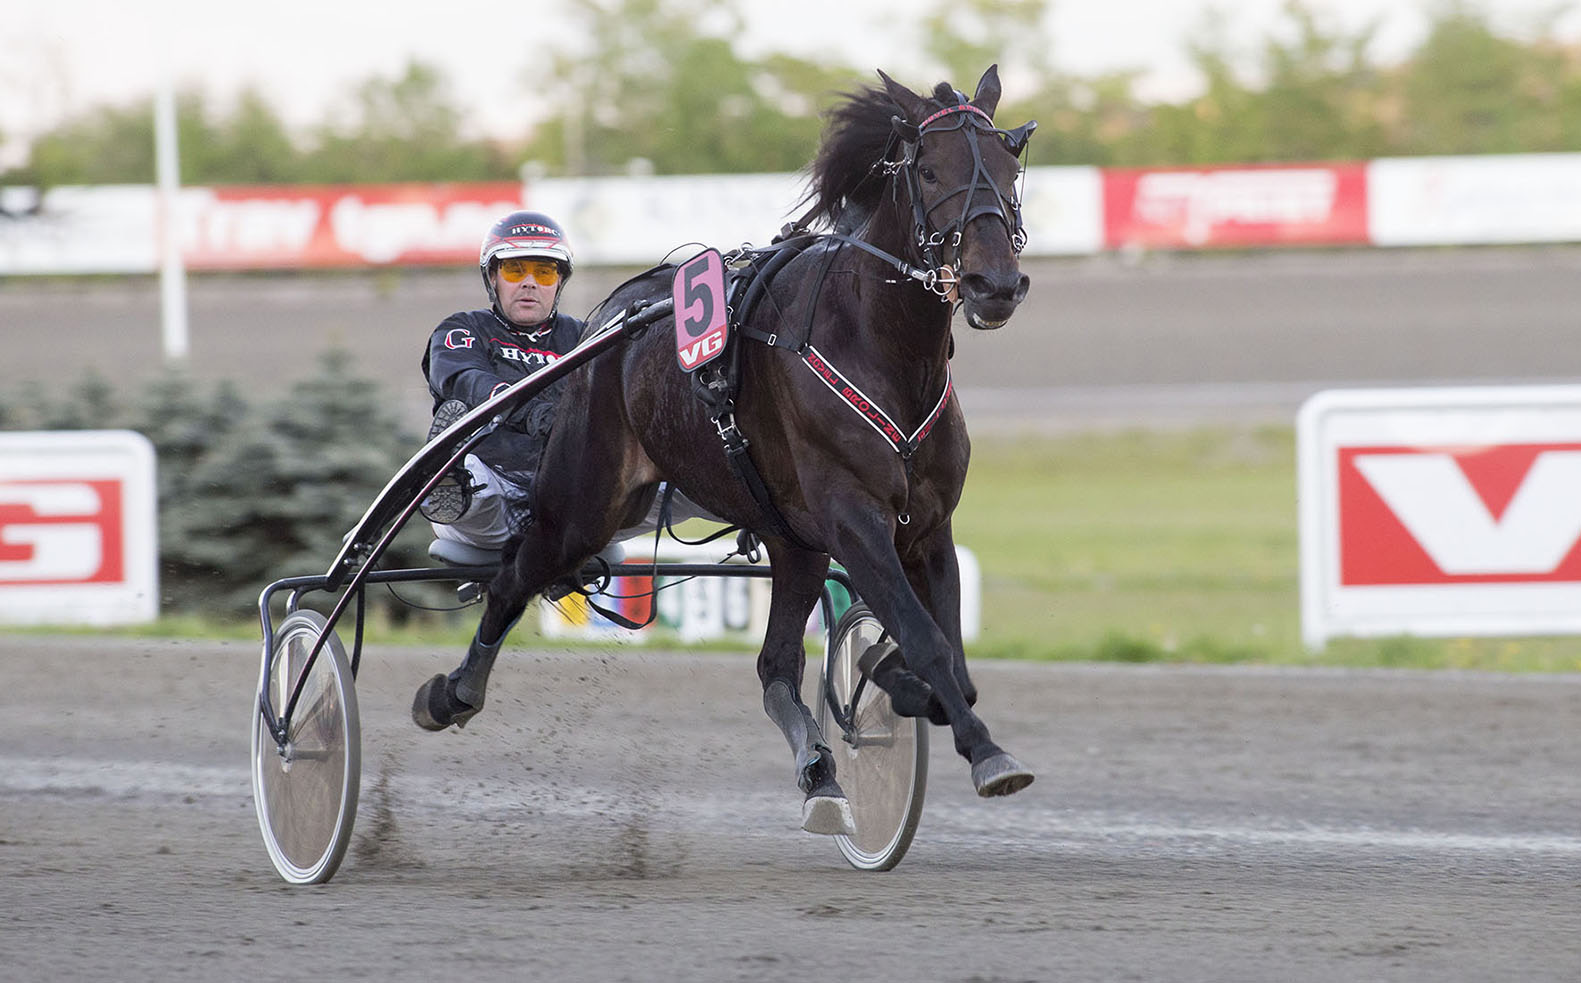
top-left (4, 634), bottom-right (1578, 982)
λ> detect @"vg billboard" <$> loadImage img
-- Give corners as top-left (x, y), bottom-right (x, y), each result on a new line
top-left (1298, 387), bottom-right (1581, 648)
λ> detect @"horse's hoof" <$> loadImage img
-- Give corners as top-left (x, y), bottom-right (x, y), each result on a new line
top-left (798, 753), bottom-right (856, 835)
top-left (411, 674), bottom-right (480, 731)
top-left (802, 793), bottom-right (856, 836)
top-left (972, 752), bottom-right (1035, 798)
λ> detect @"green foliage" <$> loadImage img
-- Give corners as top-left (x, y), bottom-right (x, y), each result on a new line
top-left (302, 61), bottom-right (513, 182)
top-left (5, 1), bottom-right (1581, 179)
top-left (921, 0), bottom-right (1056, 97)
top-left (519, 0), bottom-right (853, 176)
top-left (1394, 0), bottom-right (1568, 155)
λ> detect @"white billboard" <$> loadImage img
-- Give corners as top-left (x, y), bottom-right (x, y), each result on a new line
top-left (1368, 153), bottom-right (1581, 246)
top-left (1298, 386), bottom-right (1581, 649)
top-left (0, 431), bottom-right (159, 625)
top-left (531, 166), bottom-right (1105, 265)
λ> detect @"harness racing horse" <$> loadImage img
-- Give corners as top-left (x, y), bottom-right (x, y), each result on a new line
top-left (414, 66), bottom-right (1038, 832)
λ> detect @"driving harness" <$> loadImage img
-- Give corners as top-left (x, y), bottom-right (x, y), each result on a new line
top-left (686, 93), bottom-right (1034, 552)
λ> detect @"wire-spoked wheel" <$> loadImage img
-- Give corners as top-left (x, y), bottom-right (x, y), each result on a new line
top-left (816, 602), bottom-right (928, 870)
top-left (251, 610), bottom-right (361, 884)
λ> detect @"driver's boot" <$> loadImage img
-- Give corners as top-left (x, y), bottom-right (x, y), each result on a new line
top-left (412, 627), bottom-right (503, 731)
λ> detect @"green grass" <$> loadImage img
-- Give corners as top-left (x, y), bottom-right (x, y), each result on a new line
top-left (11, 426), bottom-right (1579, 673)
top-left (955, 426), bottom-right (1581, 673)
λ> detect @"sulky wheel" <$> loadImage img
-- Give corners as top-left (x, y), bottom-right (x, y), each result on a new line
top-left (815, 602), bottom-right (928, 870)
top-left (251, 610), bottom-right (361, 885)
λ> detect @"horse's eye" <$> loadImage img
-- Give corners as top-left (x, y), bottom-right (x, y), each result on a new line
top-left (918, 165), bottom-right (937, 184)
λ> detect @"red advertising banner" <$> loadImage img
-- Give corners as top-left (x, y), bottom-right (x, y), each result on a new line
top-left (1103, 163), bottom-right (1368, 249)
top-left (178, 182), bottom-right (526, 269)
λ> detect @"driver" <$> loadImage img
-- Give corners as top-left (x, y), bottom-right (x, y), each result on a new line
top-left (420, 210), bottom-right (584, 564)
top-left (421, 210), bottom-right (717, 571)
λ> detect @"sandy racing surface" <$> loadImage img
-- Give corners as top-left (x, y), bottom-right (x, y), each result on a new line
top-left (3, 634), bottom-right (1579, 981)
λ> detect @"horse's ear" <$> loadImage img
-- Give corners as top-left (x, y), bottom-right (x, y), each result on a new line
top-left (972, 64), bottom-right (1002, 118)
top-left (878, 69), bottom-right (925, 125)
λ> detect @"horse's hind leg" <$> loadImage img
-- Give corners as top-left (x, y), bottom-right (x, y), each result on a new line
top-left (412, 539), bottom-right (544, 730)
top-left (759, 544), bottom-right (855, 835)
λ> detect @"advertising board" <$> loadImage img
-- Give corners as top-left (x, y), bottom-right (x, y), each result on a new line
top-left (0, 430), bottom-right (159, 625)
top-left (1368, 153), bottom-right (1581, 246)
top-left (1298, 386), bottom-right (1581, 648)
top-left (178, 182), bottom-right (526, 268)
top-left (540, 540), bottom-right (981, 646)
top-left (1104, 163), bottom-right (1369, 250)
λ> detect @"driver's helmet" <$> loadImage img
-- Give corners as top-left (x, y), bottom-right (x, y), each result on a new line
top-left (478, 210), bottom-right (575, 312)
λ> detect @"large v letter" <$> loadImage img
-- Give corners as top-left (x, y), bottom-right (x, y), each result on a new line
top-left (1355, 452), bottom-right (1581, 574)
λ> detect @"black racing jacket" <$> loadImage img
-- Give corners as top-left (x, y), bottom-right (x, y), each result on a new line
top-left (421, 307), bottom-right (585, 497)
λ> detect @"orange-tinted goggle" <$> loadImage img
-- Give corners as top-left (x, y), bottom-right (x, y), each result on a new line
top-left (496, 257), bottom-right (562, 286)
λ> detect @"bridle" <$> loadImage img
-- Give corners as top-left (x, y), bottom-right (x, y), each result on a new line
top-left (878, 94), bottom-right (1036, 299)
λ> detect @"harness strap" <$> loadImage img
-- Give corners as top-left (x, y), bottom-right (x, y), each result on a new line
top-left (691, 356), bottom-right (820, 553)
top-left (801, 344), bottom-right (953, 459)
top-left (737, 231), bottom-right (951, 359)
top-left (917, 103), bottom-right (994, 130)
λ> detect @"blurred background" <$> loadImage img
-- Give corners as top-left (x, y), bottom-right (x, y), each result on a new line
top-left (4, 0), bottom-right (1581, 666)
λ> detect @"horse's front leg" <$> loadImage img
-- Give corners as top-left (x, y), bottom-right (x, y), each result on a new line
top-left (757, 543), bottom-right (855, 835)
top-left (836, 516), bottom-right (1033, 797)
top-left (902, 521), bottom-right (977, 710)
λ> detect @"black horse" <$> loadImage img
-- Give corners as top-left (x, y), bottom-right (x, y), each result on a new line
top-left (415, 66), bottom-right (1037, 832)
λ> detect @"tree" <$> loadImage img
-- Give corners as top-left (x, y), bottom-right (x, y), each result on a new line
top-left (164, 348), bottom-right (424, 616)
top-left (522, 0), bottom-right (853, 175)
top-left (189, 88), bottom-right (302, 184)
top-left (303, 60), bottom-right (512, 182)
top-left (920, 0), bottom-right (1055, 94)
top-left (12, 99), bottom-right (160, 184)
top-left (1392, 0), bottom-right (1575, 155)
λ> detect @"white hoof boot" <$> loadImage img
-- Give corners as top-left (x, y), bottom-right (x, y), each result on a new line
top-left (802, 794), bottom-right (857, 836)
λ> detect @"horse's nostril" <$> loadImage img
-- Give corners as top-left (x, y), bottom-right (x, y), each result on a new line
top-left (960, 271), bottom-right (1026, 302)
top-left (959, 273), bottom-right (993, 299)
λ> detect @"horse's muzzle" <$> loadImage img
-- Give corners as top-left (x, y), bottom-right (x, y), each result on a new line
top-left (959, 269), bottom-right (1030, 330)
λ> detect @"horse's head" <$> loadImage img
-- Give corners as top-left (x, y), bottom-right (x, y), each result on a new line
top-left (880, 65), bottom-right (1035, 331)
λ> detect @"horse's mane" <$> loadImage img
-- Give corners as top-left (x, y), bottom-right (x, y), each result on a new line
top-left (800, 80), bottom-right (967, 233)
